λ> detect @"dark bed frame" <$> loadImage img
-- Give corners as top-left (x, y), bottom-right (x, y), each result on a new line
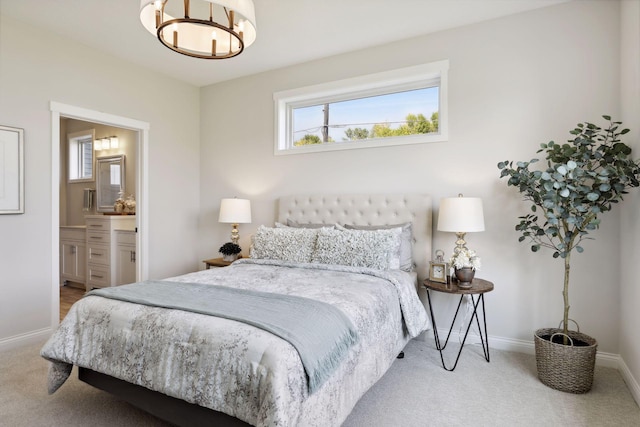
top-left (79, 368), bottom-right (251, 427)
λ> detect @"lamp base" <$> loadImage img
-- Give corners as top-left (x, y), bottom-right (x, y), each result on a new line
top-left (230, 224), bottom-right (240, 245)
top-left (452, 232), bottom-right (468, 256)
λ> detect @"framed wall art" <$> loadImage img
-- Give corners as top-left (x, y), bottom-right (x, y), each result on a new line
top-left (0, 125), bottom-right (24, 214)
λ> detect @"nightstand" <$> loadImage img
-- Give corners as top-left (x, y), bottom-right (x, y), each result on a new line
top-left (203, 257), bottom-right (239, 269)
top-left (423, 277), bottom-right (494, 371)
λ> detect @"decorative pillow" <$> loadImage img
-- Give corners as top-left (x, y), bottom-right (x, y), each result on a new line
top-left (251, 225), bottom-right (319, 263)
top-left (312, 227), bottom-right (402, 270)
top-left (286, 219), bottom-right (333, 229)
top-left (342, 222), bottom-right (414, 272)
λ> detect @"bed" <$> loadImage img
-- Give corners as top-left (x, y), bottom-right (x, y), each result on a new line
top-left (41, 194), bottom-right (432, 426)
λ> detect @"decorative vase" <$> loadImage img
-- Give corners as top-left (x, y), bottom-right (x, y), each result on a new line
top-left (455, 267), bottom-right (475, 288)
top-left (222, 254), bottom-right (238, 262)
top-left (124, 194), bottom-right (136, 214)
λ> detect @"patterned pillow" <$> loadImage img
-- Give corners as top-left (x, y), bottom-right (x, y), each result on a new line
top-left (251, 225), bottom-right (319, 263)
top-left (342, 223), bottom-right (414, 272)
top-left (312, 227), bottom-right (402, 270)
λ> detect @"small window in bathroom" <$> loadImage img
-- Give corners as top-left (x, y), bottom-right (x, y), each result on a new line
top-left (68, 129), bottom-right (95, 182)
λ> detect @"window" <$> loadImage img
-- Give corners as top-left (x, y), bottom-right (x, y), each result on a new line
top-left (68, 129), bottom-right (95, 182)
top-left (274, 60), bottom-right (448, 155)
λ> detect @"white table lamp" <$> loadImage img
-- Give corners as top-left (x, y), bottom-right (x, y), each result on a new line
top-left (218, 198), bottom-right (252, 245)
top-left (437, 194), bottom-right (485, 256)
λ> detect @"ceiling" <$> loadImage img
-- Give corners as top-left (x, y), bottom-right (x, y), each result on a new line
top-left (1, 0), bottom-right (568, 87)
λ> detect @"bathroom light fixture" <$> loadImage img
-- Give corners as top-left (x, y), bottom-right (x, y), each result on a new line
top-left (94, 137), bottom-right (119, 151)
top-left (139, 0), bottom-right (257, 60)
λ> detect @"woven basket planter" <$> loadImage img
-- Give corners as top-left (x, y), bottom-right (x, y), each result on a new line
top-left (534, 328), bottom-right (597, 394)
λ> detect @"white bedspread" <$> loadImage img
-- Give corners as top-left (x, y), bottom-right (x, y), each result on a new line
top-left (41, 259), bottom-right (429, 426)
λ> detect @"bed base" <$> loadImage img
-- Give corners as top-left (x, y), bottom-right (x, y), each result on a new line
top-left (78, 368), bottom-right (251, 427)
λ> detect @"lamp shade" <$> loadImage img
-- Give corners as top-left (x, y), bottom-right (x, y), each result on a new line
top-left (218, 198), bottom-right (252, 223)
top-left (437, 196), bottom-right (485, 233)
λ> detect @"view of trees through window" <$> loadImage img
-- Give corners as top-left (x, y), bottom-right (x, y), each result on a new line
top-left (292, 87), bottom-right (439, 147)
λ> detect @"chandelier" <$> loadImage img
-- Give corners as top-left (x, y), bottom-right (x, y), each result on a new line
top-left (139, 0), bottom-right (257, 59)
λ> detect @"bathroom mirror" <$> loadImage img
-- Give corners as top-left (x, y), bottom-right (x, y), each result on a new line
top-left (96, 155), bottom-right (125, 213)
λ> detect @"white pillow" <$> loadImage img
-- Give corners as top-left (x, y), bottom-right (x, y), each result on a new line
top-left (312, 227), bottom-right (402, 270)
top-left (251, 225), bottom-right (319, 263)
top-left (342, 222), bottom-right (413, 272)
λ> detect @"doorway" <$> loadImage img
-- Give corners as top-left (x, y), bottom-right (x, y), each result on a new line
top-left (50, 102), bottom-right (149, 328)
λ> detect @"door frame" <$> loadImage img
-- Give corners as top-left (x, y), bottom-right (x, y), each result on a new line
top-left (50, 101), bottom-right (149, 328)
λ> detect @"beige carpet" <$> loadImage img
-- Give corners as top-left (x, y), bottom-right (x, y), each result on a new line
top-left (1, 338), bottom-right (639, 426)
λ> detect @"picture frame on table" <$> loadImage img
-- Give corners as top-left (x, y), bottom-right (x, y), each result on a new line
top-left (429, 261), bottom-right (449, 284)
top-left (0, 125), bottom-right (25, 214)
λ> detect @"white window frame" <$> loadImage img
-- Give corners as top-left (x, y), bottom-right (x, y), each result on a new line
top-left (273, 60), bottom-right (448, 156)
top-left (67, 129), bottom-right (95, 182)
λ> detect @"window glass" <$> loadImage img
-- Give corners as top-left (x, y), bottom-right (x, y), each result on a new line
top-left (292, 87), bottom-right (439, 145)
top-left (68, 130), bottom-right (95, 182)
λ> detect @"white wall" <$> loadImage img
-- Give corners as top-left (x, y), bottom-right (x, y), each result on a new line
top-left (1, 0), bottom-right (635, 381)
top-left (199, 1), bottom-right (624, 352)
top-left (0, 14), bottom-right (201, 345)
top-left (619, 0), bottom-right (640, 397)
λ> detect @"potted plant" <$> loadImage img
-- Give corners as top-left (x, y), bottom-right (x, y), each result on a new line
top-left (498, 116), bottom-right (640, 393)
top-left (219, 242), bottom-right (242, 262)
top-left (449, 248), bottom-right (481, 289)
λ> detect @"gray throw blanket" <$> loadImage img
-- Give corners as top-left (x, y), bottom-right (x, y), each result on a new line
top-left (89, 280), bottom-right (358, 393)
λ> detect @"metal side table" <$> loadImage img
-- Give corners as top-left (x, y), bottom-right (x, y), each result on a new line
top-left (423, 277), bottom-right (494, 371)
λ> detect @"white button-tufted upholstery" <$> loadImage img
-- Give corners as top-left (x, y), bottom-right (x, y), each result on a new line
top-left (278, 194), bottom-right (432, 282)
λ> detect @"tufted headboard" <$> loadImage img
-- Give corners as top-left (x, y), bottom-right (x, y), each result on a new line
top-left (277, 194), bottom-right (432, 282)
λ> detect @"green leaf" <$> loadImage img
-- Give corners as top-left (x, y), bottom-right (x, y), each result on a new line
top-left (587, 192), bottom-right (599, 201)
top-left (576, 246), bottom-right (584, 253)
top-left (531, 245), bottom-right (540, 252)
top-left (603, 115), bottom-right (611, 120)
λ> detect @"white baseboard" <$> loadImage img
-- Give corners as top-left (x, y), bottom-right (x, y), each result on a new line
top-left (423, 327), bottom-right (639, 406)
top-left (425, 327), bottom-right (622, 369)
top-left (0, 328), bottom-right (52, 352)
top-left (618, 357), bottom-right (640, 406)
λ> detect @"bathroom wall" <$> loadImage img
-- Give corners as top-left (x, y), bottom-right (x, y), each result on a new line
top-left (60, 118), bottom-right (137, 226)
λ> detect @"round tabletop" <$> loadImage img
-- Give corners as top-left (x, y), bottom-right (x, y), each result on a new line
top-left (423, 277), bottom-right (494, 295)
